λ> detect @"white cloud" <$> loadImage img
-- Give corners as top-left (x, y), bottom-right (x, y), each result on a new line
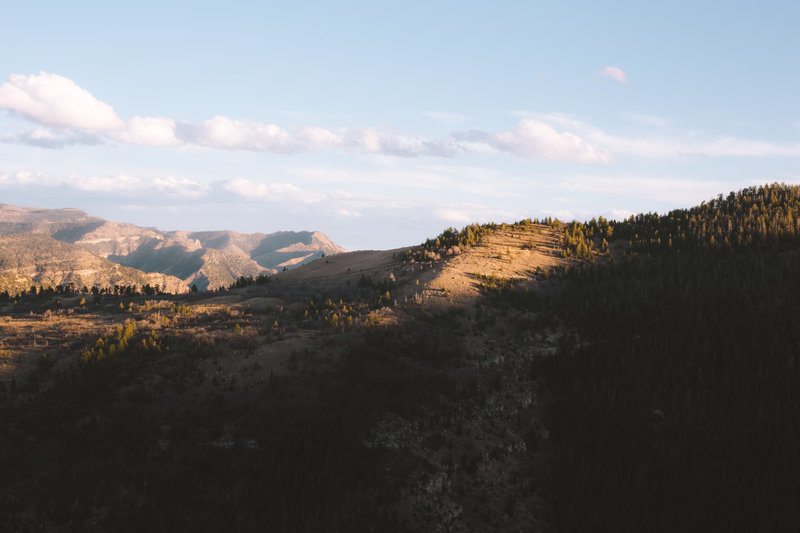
top-left (0, 170), bottom-right (55, 186)
top-left (0, 71), bottom-right (124, 131)
top-left (152, 176), bottom-right (210, 197)
top-left (67, 173), bottom-right (143, 192)
top-left (342, 127), bottom-right (458, 157)
top-left (598, 66), bottom-right (628, 83)
top-left (297, 126), bottom-right (343, 148)
top-left (0, 170), bottom-right (209, 199)
top-left (178, 116), bottom-right (301, 153)
top-left (521, 111), bottom-right (800, 159)
top-left (116, 116), bottom-right (181, 147)
top-left (0, 73), bottom-right (301, 153)
top-left (221, 177), bottom-right (322, 202)
top-left (0, 72), bottom-right (610, 162)
top-left (298, 126), bottom-right (459, 157)
top-left (4, 72), bottom-right (800, 164)
top-left (454, 118), bottom-right (614, 163)
top-left (498, 119), bottom-right (614, 162)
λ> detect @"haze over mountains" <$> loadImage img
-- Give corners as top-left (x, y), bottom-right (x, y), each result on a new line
top-left (0, 203), bottom-right (345, 293)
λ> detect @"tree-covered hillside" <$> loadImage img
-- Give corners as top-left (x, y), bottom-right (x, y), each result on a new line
top-left (534, 183), bottom-right (800, 532)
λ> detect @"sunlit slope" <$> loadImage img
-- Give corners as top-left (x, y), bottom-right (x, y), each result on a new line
top-left (0, 204), bottom-right (345, 290)
top-left (0, 234), bottom-right (187, 294)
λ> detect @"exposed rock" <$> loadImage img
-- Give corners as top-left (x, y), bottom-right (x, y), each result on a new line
top-left (0, 203), bottom-right (346, 290)
top-left (0, 234), bottom-right (188, 294)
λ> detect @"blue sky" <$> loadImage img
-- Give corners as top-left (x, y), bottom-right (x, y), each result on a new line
top-left (1, 1), bottom-right (799, 250)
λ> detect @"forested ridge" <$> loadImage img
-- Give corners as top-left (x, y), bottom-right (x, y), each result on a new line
top-left (534, 183), bottom-right (800, 532)
top-left (614, 183), bottom-right (800, 253)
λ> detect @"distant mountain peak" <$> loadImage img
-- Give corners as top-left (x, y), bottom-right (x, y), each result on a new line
top-left (0, 203), bottom-right (346, 292)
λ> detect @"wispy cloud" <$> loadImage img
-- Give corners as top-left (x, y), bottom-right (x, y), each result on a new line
top-left (0, 170), bottom-right (210, 198)
top-left (65, 173), bottom-right (144, 193)
top-left (0, 128), bottom-right (104, 149)
top-left (598, 66), bottom-right (628, 83)
top-left (521, 111), bottom-right (800, 159)
top-left (0, 169), bottom-right (522, 242)
top-left (0, 169), bottom-right (333, 205)
top-left (221, 177), bottom-right (322, 202)
top-left (0, 170), bottom-right (57, 186)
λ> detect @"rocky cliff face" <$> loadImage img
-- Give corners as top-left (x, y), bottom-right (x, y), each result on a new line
top-left (0, 234), bottom-right (188, 294)
top-left (0, 204), bottom-right (346, 291)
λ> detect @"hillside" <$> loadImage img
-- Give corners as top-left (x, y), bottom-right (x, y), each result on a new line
top-left (0, 204), bottom-right (346, 290)
top-left (0, 234), bottom-right (188, 295)
top-left (0, 218), bottom-right (563, 531)
top-left (532, 183), bottom-right (800, 532)
top-left (1, 183), bottom-right (799, 531)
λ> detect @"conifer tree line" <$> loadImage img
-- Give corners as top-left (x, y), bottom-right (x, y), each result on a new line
top-left (0, 282), bottom-right (165, 302)
top-left (518, 182), bottom-right (800, 532)
top-left (585, 182), bottom-right (800, 253)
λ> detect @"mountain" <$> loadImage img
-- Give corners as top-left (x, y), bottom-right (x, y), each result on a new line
top-left (0, 204), bottom-right (346, 291)
top-left (0, 234), bottom-right (188, 295)
top-left (4, 184), bottom-right (800, 531)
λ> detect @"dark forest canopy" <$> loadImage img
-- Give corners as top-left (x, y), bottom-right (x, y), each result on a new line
top-left (527, 182), bottom-right (800, 532)
top-left (610, 182), bottom-right (800, 252)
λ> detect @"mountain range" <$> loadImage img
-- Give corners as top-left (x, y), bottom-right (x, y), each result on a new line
top-left (0, 203), bottom-right (345, 293)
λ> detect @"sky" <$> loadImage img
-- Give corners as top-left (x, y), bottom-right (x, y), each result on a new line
top-left (1, 1), bottom-right (799, 250)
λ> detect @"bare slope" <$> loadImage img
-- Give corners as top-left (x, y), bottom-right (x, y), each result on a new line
top-left (274, 223), bottom-right (563, 303)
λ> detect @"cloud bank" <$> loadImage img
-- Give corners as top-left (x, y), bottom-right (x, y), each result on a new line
top-left (0, 71), bottom-right (612, 163)
top-left (2, 72), bottom-right (800, 163)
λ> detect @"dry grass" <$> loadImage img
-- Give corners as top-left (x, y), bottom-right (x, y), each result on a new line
top-left (408, 225), bottom-right (563, 307)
